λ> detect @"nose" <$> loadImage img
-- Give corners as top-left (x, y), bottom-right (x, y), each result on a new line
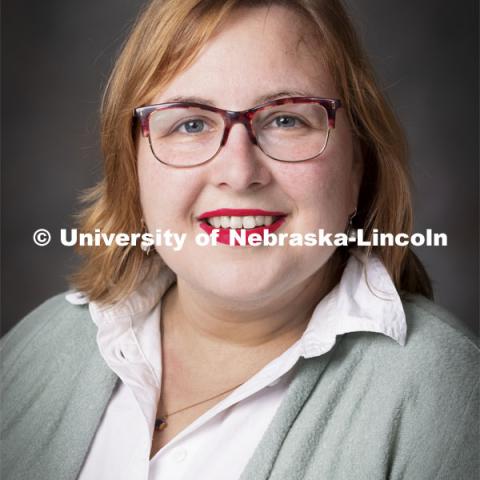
top-left (209, 124), bottom-right (272, 192)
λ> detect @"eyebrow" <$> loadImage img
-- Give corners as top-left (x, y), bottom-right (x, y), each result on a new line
top-left (163, 95), bottom-right (216, 106)
top-left (256, 90), bottom-right (313, 103)
top-left (161, 89), bottom-right (314, 108)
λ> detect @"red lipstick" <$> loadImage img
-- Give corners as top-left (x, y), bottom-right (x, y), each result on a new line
top-left (197, 209), bottom-right (287, 246)
top-left (197, 208), bottom-right (286, 220)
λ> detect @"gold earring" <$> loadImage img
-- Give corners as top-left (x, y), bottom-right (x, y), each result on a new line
top-left (346, 208), bottom-right (357, 244)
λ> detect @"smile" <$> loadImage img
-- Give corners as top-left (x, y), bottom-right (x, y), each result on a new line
top-left (197, 209), bottom-right (287, 245)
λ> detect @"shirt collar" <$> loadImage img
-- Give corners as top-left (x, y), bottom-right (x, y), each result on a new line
top-left (299, 253), bottom-right (406, 358)
top-left (66, 253), bottom-right (406, 355)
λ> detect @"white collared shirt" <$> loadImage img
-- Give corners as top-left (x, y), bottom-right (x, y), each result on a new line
top-left (73, 255), bottom-right (406, 480)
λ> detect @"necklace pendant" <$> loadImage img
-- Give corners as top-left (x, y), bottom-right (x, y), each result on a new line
top-left (154, 417), bottom-right (168, 431)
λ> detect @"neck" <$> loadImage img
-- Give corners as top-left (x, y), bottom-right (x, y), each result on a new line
top-left (162, 267), bottom-right (333, 356)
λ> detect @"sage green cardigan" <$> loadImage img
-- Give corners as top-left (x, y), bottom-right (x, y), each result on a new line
top-left (1, 293), bottom-right (478, 480)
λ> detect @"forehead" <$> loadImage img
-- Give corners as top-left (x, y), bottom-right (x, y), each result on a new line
top-left (152, 5), bottom-right (337, 109)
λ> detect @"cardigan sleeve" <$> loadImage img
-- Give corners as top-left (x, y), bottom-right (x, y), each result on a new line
top-left (387, 298), bottom-right (479, 480)
top-left (389, 374), bottom-right (479, 480)
top-left (434, 378), bottom-right (479, 479)
top-left (1, 293), bottom-right (118, 480)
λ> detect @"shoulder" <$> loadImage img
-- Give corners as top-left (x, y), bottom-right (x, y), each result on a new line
top-left (343, 294), bottom-right (478, 373)
top-left (1, 292), bottom-right (95, 369)
top-left (332, 294), bottom-right (479, 410)
top-left (398, 294), bottom-right (479, 380)
top-left (402, 293), bottom-right (478, 350)
top-left (327, 296), bottom-right (478, 477)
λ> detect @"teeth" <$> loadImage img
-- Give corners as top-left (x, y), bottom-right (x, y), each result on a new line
top-left (205, 215), bottom-right (279, 229)
top-left (230, 216), bottom-right (243, 229)
top-left (243, 216), bottom-right (256, 229)
top-left (211, 217), bottom-right (222, 228)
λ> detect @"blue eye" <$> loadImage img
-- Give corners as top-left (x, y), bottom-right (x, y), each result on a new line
top-left (274, 116), bottom-right (298, 128)
top-left (178, 119), bottom-right (205, 133)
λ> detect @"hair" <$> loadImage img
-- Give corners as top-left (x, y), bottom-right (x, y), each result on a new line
top-left (70, 0), bottom-right (432, 304)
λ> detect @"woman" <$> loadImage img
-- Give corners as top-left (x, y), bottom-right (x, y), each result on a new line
top-left (1, 0), bottom-right (478, 479)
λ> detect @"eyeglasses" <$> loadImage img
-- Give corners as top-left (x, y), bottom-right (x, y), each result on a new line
top-left (134, 96), bottom-right (342, 168)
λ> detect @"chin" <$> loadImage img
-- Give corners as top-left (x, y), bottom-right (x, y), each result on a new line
top-left (187, 261), bottom-right (288, 304)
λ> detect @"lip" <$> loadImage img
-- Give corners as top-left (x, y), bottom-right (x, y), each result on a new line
top-left (197, 208), bottom-right (287, 220)
top-left (197, 209), bottom-right (287, 246)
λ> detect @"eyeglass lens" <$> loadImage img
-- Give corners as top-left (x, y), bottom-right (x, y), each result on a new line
top-left (148, 102), bottom-right (329, 166)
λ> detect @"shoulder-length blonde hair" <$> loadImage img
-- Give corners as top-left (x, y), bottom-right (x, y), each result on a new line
top-left (70, 0), bottom-right (432, 304)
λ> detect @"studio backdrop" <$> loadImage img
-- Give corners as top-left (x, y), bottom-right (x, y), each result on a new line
top-left (1, 0), bottom-right (478, 335)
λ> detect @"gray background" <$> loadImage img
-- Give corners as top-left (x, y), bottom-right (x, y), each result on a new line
top-left (2, 0), bottom-right (478, 335)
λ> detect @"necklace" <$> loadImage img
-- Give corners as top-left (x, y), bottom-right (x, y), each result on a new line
top-left (154, 381), bottom-right (244, 431)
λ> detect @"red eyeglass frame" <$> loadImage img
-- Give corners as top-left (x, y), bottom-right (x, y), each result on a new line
top-left (133, 96), bottom-right (342, 166)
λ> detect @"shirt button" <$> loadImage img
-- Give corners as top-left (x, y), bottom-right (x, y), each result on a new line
top-left (172, 448), bottom-right (188, 463)
top-left (118, 344), bottom-right (144, 363)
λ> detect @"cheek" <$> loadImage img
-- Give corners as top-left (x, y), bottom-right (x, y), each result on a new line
top-left (137, 147), bottom-right (201, 226)
top-left (279, 157), bottom-right (354, 212)
top-left (138, 152), bottom-right (169, 223)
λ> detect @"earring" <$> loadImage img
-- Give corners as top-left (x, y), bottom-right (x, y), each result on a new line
top-left (346, 208), bottom-right (357, 244)
top-left (140, 218), bottom-right (153, 256)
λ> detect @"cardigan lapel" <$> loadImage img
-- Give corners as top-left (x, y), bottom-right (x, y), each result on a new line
top-left (36, 352), bottom-right (119, 480)
top-left (239, 346), bottom-right (340, 480)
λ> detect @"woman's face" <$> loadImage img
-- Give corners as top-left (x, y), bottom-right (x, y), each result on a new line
top-left (138, 6), bottom-right (361, 305)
